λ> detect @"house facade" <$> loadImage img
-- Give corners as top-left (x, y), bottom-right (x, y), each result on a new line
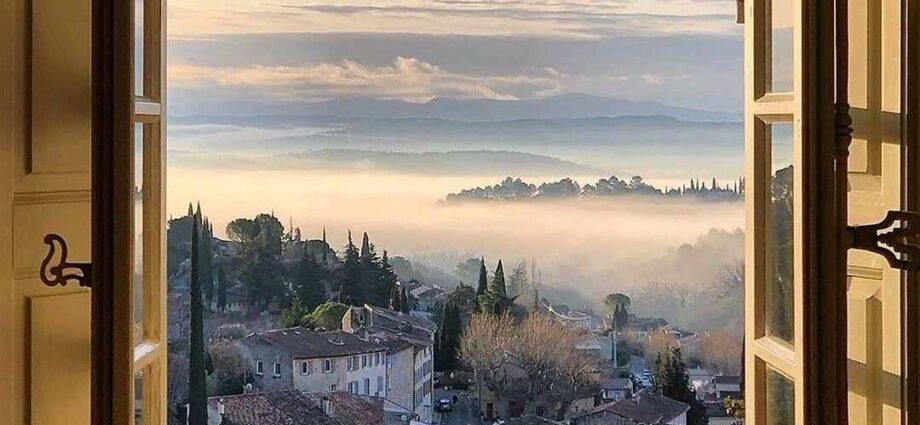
top-left (599, 378), bottom-right (634, 402)
top-left (342, 305), bottom-right (437, 423)
top-left (240, 327), bottom-right (388, 396)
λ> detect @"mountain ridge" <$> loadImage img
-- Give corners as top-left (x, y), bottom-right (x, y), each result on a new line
top-left (169, 93), bottom-right (741, 123)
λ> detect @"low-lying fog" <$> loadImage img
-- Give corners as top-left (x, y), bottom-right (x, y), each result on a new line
top-left (169, 167), bottom-right (744, 304)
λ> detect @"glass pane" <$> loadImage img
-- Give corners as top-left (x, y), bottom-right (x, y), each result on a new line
top-left (767, 0), bottom-right (793, 92)
top-left (134, 369), bottom-right (145, 425)
top-left (134, 123), bottom-right (145, 344)
top-left (134, 0), bottom-right (144, 96)
top-left (766, 122), bottom-right (794, 344)
top-left (766, 368), bottom-right (794, 425)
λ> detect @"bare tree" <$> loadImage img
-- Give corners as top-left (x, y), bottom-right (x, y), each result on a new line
top-left (462, 313), bottom-right (598, 418)
top-left (208, 340), bottom-right (251, 395)
top-left (697, 330), bottom-right (742, 375)
top-left (645, 329), bottom-right (678, 365)
top-left (460, 314), bottom-right (516, 400)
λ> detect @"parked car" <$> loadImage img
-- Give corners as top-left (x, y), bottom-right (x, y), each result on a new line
top-left (436, 398), bottom-right (453, 412)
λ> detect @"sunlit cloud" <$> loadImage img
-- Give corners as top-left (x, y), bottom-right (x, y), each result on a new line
top-left (169, 56), bottom-right (565, 102)
top-left (169, 0), bottom-right (739, 38)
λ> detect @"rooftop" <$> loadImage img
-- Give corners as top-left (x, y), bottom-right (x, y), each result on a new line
top-left (367, 305), bottom-right (438, 332)
top-left (713, 375), bottom-right (742, 385)
top-left (506, 414), bottom-right (566, 425)
top-left (592, 392), bottom-right (690, 424)
top-left (206, 391), bottom-right (334, 425)
top-left (600, 377), bottom-right (634, 390)
top-left (242, 327), bottom-right (386, 359)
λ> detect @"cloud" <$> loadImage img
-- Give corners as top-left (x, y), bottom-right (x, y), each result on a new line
top-left (169, 0), bottom-right (739, 38)
top-left (169, 56), bottom-right (564, 102)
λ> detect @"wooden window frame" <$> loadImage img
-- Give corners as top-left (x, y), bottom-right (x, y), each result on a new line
top-left (92, 0), bottom-right (166, 423)
top-left (743, 0), bottom-right (844, 422)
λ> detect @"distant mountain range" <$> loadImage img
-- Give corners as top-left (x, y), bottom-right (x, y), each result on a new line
top-left (171, 93), bottom-right (741, 123)
top-left (168, 149), bottom-right (602, 176)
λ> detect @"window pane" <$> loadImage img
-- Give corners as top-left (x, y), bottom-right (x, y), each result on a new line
top-left (134, 123), bottom-right (145, 344)
top-left (134, 369), bottom-right (145, 425)
top-left (766, 0), bottom-right (793, 92)
top-left (766, 122), bottom-right (794, 344)
top-left (766, 368), bottom-right (794, 425)
top-left (134, 0), bottom-right (144, 96)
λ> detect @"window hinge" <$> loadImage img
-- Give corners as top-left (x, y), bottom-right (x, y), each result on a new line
top-left (846, 210), bottom-right (920, 272)
top-left (40, 233), bottom-right (93, 288)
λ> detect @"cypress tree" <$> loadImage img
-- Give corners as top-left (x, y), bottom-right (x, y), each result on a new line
top-left (401, 287), bottom-right (410, 313)
top-left (491, 260), bottom-right (506, 297)
top-left (389, 284), bottom-right (402, 311)
top-left (216, 263), bottom-right (227, 312)
top-left (201, 217), bottom-right (214, 306)
top-left (476, 258), bottom-right (488, 297)
top-left (436, 302), bottom-right (462, 371)
top-left (188, 216), bottom-right (208, 425)
top-left (478, 260), bottom-right (512, 316)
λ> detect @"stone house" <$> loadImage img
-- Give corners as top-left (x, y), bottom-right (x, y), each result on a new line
top-left (239, 327), bottom-right (388, 397)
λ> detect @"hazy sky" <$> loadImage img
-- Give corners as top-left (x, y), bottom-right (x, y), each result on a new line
top-left (167, 0), bottom-right (744, 112)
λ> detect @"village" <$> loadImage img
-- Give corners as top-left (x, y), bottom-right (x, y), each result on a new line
top-left (163, 207), bottom-right (744, 425)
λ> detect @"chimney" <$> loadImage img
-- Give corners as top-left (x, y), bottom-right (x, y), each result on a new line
top-left (217, 398), bottom-right (226, 416)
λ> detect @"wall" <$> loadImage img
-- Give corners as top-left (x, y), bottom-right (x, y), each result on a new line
top-left (344, 351), bottom-right (388, 398)
top-left (413, 345), bottom-right (434, 422)
top-left (291, 357), bottom-right (346, 393)
top-left (241, 340), bottom-right (295, 391)
top-left (386, 348), bottom-right (415, 412)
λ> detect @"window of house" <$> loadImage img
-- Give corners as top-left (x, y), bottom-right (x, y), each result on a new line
top-left (329, 384), bottom-right (337, 392)
top-left (362, 354), bottom-right (367, 368)
top-left (301, 361), bottom-right (309, 375)
top-left (256, 361), bottom-right (264, 376)
top-left (273, 363), bottom-right (281, 377)
top-left (364, 378), bottom-right (370, 395)
top-left (324, 359), bottom-right (333, 373)
top-left (377, 376), bottom-right (384, 395)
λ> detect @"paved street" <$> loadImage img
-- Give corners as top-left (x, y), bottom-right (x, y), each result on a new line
top-left (629, 356), bottom-right (647, 376)
top-left (433, 389), bottom-right (481, 425)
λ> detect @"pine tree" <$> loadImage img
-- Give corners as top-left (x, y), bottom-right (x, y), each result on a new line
top-left (188, 216), bottom-right (208, 425)
top-left (358, 232), bottom-right (383, 305)
top-left (653, 347), bottom-right (708, 425)
top-left (377, 251), bottom-right (399, 307)
top-left (339, 231), bottom-right (364, 305)
top-left (294, 249), bottom-right (327, 311)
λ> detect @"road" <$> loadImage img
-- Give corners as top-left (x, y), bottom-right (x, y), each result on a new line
top-left (433, 389), bottom-right (481, 425)
top-left (629, 356), bottom-right (647, 376)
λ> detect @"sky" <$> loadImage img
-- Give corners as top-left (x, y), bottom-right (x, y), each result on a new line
top-left (166, 0), bottom-right (744, 113)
